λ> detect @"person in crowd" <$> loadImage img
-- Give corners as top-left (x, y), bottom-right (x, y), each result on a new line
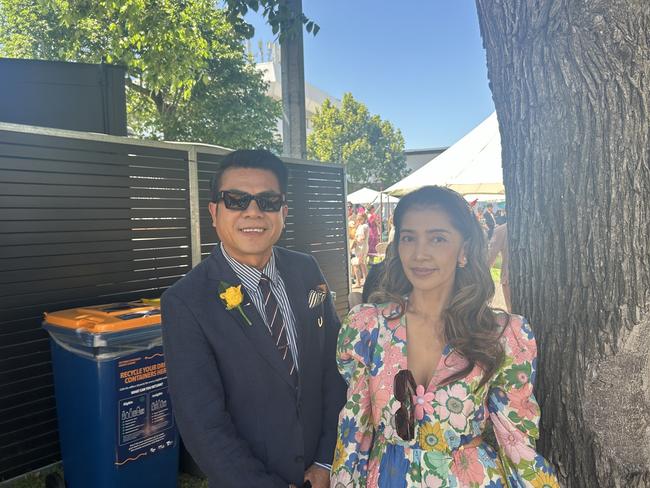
top-left (348, 207), bottom-right (359, 256)
top-left (475, 206), bottom-right (484, 222)
top-left (495, 208), bottom-right (506, 225)
top-left (488, 223), bottom-right (511, 312)
top-left (484, 203), bottom-right (497, 240)
top-left (162, 149), bottom-right (346, 488)
top-left (331, 186), bottom-right (558, 487)
top-left (361, 242), bottom-right (392, 303)
top-left (387, 214), bottom-right (395, 243)
top-left (351, 213), bottom-right (369, 286)
top-left (366, 204), bottom-right (380, 258)
top-left (475, 206), bottom-right (489, 236)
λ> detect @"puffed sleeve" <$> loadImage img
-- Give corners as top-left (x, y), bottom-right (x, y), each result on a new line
top-left (487, 315), bottom-right (559, 487)
top-left (330, 304), bottom-right (378, 487)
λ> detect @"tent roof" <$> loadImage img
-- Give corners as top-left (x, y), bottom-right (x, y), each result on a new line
top-left (386, 112), bottom-right (504, 196)
top-left (463, 193), bottom-right (506, 203)
top-left (347, 187), bottom-right (399, 204)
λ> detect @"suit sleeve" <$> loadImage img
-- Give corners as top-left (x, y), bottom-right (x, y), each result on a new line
top-left (162, 290), bottom-right (287, 488)
top-left (309, 255), bottom-right (348, 466)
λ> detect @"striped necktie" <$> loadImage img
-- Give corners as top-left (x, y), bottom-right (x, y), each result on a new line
top-left (259, 274), bottom-right (296, 382)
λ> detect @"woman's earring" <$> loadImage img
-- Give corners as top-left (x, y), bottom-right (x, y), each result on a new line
top-left (457, 257), bottom-right (467, 268)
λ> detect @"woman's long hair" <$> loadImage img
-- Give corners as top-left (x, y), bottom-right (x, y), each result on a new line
top-left (371, 186), bottom-right (505, 389)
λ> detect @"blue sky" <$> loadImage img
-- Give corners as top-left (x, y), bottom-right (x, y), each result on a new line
top-left (246, 0), bottom-right (495, 150)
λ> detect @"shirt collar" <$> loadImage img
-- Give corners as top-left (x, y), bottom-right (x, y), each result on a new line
top-left (220, 242), bottom-right (279, 291)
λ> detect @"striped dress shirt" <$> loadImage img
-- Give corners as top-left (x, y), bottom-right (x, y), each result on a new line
top-left (220, 243), bottom-right (299, 370)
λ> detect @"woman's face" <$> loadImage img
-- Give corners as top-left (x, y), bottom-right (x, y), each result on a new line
top-left (398, 206), bottom-right (466, 295)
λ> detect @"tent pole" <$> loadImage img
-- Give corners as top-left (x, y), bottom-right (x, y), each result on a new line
top-left (379, 185), bottom-right (384, 241)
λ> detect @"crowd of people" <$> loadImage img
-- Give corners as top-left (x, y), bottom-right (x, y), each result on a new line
top-left (473, 202), bottom-right (506, 240)
top-left (347, 202), bottom-right (390, 287)
top-left (161, 149), bottom-right (556, 488)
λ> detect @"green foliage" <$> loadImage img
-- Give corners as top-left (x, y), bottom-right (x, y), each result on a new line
top-left (490, 265), bottom-right (502, 283)
top-left (223, 0), bottom-right (319, 41)
top-left (307, 93), bottom-right (408, 187)
top-left (0, 0), bottom-right (281, 150)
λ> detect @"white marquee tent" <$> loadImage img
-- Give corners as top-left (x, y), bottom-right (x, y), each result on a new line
top-left (386, 112), bottom-right (504, 196)
top-left (347, 187), bottom-right (400, 205)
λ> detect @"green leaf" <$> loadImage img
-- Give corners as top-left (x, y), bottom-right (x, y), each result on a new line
top-left (507, 410), bottom-right (522, 424)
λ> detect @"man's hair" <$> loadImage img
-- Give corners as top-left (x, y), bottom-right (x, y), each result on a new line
top-left (487, 203), bottom-right (493, 209)
top-left (210, 149), bottom-right (288, 202)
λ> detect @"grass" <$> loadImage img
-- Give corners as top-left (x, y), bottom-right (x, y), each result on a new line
top-left (490, 265), bottom-right (501, 283)
top-left (179, 474), bottom-right (208, 488)
top-left (490, 253), bottom-right (502, 283)
top-left (3, 467), bottom-right (208, 488)
top-left (3, 472), bottom-right (43, 488)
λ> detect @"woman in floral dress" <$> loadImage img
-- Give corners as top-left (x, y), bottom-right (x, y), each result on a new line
top-left (331, 186), bottom-right (559, 488)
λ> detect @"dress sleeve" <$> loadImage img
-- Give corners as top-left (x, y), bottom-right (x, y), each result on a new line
top-left (330, 304), bottom-right (378, 487)
top-left (487, 315), bottom-right (560, 487)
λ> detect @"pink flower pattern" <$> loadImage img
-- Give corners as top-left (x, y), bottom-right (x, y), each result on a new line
top-left (435, 383), bottom-right (474, 430)
top-left (508, 383), bottom-right (539, 420)
top-left (491, 410), bottom-right (536, 464)
top-left (412, 385), bottom-right (435, 420)
top-left (451, 447), bottom-right (485, 486)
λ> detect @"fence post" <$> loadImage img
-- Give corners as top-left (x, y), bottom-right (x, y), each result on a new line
top-left (343, 168), bottom-right (352, 298)
top-left (187, 145), bottom-right (202, 267)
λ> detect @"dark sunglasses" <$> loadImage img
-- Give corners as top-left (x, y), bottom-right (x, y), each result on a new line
top-left (216, 190), bottom-right (285, 212)
top-left (394, 369), bottom-right (417, 441)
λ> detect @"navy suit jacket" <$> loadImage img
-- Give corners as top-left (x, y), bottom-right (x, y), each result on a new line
top-left (161, 246), bottom-right (347, 487)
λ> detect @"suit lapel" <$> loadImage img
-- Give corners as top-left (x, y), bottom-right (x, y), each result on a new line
top-left (208, 247), bottom-right (296, 389)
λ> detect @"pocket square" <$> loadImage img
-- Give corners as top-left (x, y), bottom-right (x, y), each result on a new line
top-left (308, 285), bottom-right (328, 309)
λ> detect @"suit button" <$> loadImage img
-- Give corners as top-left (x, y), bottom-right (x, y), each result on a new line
top-left (295, 455), bottom-right (304, 464)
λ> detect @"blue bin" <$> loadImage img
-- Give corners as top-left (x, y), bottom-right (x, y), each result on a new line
top-left (43, 300), bottom-right (179, 488)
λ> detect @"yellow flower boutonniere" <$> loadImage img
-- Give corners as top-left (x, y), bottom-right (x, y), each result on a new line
top-left (219, 282), bottom-right (252, 326)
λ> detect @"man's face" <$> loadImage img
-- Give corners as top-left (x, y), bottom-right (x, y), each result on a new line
top-left (208, 167), bottom-right (287, 269)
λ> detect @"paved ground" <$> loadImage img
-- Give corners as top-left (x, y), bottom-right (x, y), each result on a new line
top-left (491, 279), bottom-right (507, 310)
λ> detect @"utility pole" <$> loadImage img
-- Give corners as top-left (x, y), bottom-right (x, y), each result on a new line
top-left (280, 0), bottom-right (307, 159)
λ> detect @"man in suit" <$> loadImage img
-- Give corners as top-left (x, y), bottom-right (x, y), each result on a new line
top-left (162, 150), bottom-right (347, 488)
top-left (484, 202), bottom-right (497, 240)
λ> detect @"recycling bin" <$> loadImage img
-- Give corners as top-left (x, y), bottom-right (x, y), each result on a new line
top-left (43, 300), bottom-right (179, 488)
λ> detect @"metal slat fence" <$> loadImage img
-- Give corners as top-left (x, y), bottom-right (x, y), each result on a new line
top-left (0, 123), bottom-right (349, 481)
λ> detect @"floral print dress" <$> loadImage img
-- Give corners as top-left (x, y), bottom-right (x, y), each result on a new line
top-left (331, 303), bottom-right (559, 488)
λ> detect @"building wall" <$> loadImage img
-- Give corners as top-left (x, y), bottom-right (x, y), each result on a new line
top-left (404, 147), bottom-right (448, 173)
top-left (256, 60), bottom-right (341, 138)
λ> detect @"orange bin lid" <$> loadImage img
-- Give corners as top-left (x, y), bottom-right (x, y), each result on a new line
top-left (43, 299), bottom-right (161, 333)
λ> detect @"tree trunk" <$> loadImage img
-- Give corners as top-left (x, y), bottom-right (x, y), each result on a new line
top-left (475, 1), bottom-right (650, 486)
top-left (280, 0), bottom-right (307, 158)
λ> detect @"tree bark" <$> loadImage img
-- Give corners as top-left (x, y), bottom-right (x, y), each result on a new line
top-left (280, 0), bottom-right (307, 158)
top-left (475, 1), bottom-right (650, 486)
